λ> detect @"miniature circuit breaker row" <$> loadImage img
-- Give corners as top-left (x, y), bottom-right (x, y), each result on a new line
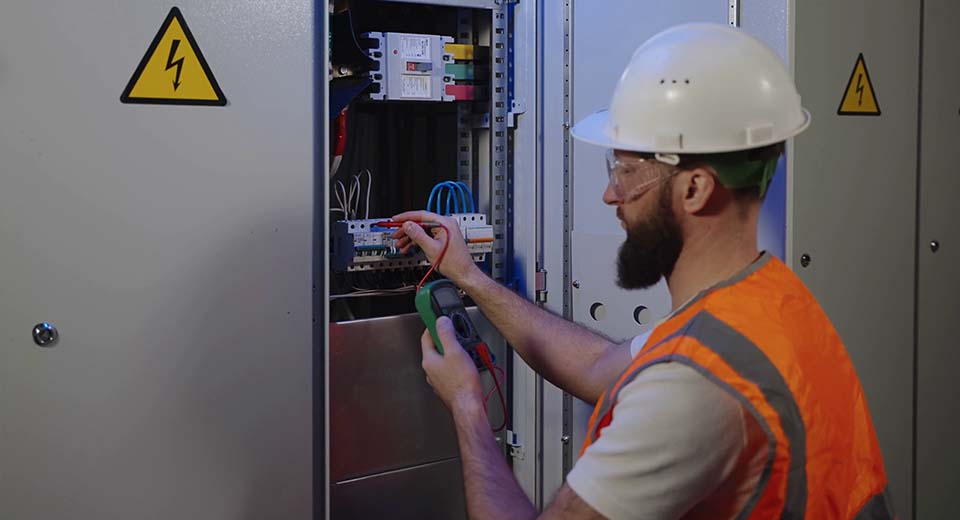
top-left (331, 213), bottom-right (494, 272)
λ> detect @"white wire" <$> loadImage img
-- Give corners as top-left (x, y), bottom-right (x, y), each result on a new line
top-left (347, 178), bottom-right (356, 219)
top-left (349, 175), bottom-right (362, 220)
top-left (334, 180), bottom-right (349, 218)
top-left (362, 169), bottom-right (373, 219)
top-left (331, 285), bottom-right (417, 300)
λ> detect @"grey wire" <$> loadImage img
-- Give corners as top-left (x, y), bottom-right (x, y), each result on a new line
top-left (330, 285), bottom-right (416, 300)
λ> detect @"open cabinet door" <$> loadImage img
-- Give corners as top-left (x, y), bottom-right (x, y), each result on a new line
top-left (540, 0), bottom-right (793, 499)
top-left (0, 2), bottom-right (314, 518)
top-left (543, 0), bottom-right (787, 496)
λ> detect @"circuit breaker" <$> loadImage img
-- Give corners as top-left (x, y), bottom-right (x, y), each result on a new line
top-left (364, 32), bottom-right (455, 102)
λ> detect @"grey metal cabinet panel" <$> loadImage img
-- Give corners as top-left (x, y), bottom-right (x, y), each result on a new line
top-left (329, 314), bottom-right (461, 482)
top-left (793, 1), bottom-right (920, 515)
top-left (328, 310), bottom-right (505, 516)
top-left (566, 0), bottom-right (728, 465)
top-left (916, 1), bottom-right (960, 517)
top-left (0, 2), bottom-right (314, 518)
top-left (331, 458), bottom-right (467, 519)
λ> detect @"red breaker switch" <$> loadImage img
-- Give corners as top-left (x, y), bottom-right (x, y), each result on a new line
top-left (406, 62), bottom-right (433, 72)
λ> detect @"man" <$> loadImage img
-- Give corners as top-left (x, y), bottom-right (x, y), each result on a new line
top-left (393, 24), bottom-right (893, 519)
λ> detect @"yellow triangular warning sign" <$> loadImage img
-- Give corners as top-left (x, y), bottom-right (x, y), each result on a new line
top-left (837, 53), bottom-right (880, 116)
top-left (121, 7), bottom-right (226, 106)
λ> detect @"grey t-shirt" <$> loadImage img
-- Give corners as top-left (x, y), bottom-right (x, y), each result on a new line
top-left (566, 332), bottom-right (769, 520)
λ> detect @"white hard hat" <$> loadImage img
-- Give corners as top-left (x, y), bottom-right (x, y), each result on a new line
top-left (572, 23), bottom-right (810, 154)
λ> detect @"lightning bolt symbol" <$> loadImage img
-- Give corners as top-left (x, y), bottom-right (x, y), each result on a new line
top-left (165, 39), bottom-right (185, 91)
top-left (855, 73), bottom-right (865, 106)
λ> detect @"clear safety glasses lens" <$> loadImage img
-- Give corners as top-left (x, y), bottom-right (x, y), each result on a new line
top-left (605, 149), bottom-right (673, 200)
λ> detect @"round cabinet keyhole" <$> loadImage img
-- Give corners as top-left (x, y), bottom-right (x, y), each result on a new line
top-left (589, 302), bottom-right (607, 322)
top-left (32, 322), bottom-right (59, 347)
top-left (634, 306), bottom-right (652, 326)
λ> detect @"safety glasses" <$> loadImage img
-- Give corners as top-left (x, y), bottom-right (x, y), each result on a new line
top-left (605, 149), bottom-right (678, 202)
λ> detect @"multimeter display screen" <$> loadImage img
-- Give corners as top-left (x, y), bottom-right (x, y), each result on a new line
top-left (433, 288), bottom-right (462, 309)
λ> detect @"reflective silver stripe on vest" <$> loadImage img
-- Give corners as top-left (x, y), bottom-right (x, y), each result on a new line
top-left (620, 310), bottom-right (806, 519)
top-left (589, 309), bottom-right (808, 518)
top-left (677, 311), bottom-right (808, 519)
top-left (854, 488), bottom-right (896, 520)
top-left (612, 354), bottom-right (777, 520)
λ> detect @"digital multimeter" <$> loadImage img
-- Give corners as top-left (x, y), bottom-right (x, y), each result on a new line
top-left (415, 279), bottom-right (492, 370)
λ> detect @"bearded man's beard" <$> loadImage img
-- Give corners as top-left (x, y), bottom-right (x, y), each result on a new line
top-left (616, 183), bottom-right (684, 289)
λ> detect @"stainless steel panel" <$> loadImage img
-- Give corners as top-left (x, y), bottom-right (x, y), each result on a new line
top-left (331, 458), bottom-right (467, 520)
top-left (380, 0), bottom-right (499, 9)
top-left (0, 2), bottom-right (314, 519)
top-left (570, 231), bottom-right (670, 343)
top-left (793, 1), bottom-right (920, 514)
top-left (740, 0), bottom-right (789, 63)
top-left (568, 0), bottom-right (728, 344)
top-left (916, 0), bottom-right (960, 516)
top-left (539, 0), bottom-right (571, 499)
top-left (509, 0), bottom-right (543, 503)
top-left (742, 1), bottom-right (791, 261)
top-left (565, 0), bottom-right (728, 478)
top-left (329, 310), bottom-right (505, 482)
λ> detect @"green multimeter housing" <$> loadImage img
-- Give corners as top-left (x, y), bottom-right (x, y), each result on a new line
top-left (416, 279), bottom-right (492, 370)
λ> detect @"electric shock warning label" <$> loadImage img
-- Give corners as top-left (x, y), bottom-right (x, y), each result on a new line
top-left (120, 7), bottom-right (226, 105)
top-left (401, 75), bottom-right (432, 99)
top-left (837, 53), bottom-right (880, 116)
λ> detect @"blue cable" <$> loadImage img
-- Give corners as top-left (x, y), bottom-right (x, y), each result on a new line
top-left (428, 181), bottom-right (477, 215)
top-left (452, 182), bottom-right (466, 214)
top-left (456, 181), bottom-right (475, 212)
top-left (447, 186), bottom-right (457, 215)
top-left (427, 182), bottom-right (447, 213)
top-left (451, 182), bottom-right (467, 214)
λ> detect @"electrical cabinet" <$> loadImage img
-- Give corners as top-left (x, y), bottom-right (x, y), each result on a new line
top-left (916, 0), bottom-right (960, 516)
top-left (0, 1), bottom-right (314, 518)
top-left (2, 1), bottom-right (955, 518)
top-left (793, 0), bottom-right (920, 514)
top-left (324, 1), bottom-right (527, 517)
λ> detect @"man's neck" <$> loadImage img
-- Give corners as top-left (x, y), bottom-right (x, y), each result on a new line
top-left (665, 222), bottom-right (760, 311)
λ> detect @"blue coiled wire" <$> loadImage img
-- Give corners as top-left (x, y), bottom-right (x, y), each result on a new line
top-left (427, 181), bottom-right (476, 215)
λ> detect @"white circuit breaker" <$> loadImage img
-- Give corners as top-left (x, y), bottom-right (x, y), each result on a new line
top-left (363, 32), bottom-right (455, 102)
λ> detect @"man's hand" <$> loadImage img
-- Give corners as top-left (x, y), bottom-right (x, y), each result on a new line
top-left (392, 210), bottom-right (483, 287)
top-left (420, 316), bottom-right (485, 412)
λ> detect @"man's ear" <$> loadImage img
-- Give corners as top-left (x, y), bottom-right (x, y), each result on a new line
top-left (679, 166), bottom-right (719, 215)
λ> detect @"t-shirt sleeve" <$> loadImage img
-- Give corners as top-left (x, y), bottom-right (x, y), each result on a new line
top-left (566, 363), bottom-right (747, 520)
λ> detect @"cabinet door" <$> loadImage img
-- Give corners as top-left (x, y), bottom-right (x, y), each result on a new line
top-left (0, 2), bottom-right (313, 518)
top-left (793, 0), bottom-right (920, 514)
top-left (916, 1), bottom-right (960, 516)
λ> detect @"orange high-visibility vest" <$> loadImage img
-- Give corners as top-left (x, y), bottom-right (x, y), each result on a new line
top-left (580, 255), bottom-right (894, 519)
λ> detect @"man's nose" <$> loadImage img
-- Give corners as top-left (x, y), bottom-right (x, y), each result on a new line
top-left (602, 180), bottom-right (620, 206)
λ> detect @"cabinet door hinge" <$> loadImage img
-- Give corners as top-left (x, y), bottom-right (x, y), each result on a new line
top-left (506, 430), bottom-right (524, 460)
top-left (535, 269), bottom-right (548, 303)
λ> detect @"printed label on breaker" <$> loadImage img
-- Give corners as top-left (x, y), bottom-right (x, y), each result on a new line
top-left (401, 75), bottom-right (432, 99)
top-left (400, 36), bottom-right (431, 59)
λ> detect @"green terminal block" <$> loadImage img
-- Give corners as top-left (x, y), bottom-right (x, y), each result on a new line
top-left (444, 63), bottom-right (475, 81)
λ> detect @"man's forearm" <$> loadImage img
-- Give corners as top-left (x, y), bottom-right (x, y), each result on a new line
top-left (453, 397), bottom-right (538, 520)
top-left (460, 269), bottom-right (616, 403)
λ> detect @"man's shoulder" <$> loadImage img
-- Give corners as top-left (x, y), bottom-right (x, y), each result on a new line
top-left (569, 361), bottom-right (761, 519)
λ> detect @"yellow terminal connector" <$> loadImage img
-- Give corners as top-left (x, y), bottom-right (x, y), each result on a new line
top-left (444, 43), bottom-right (475, 60)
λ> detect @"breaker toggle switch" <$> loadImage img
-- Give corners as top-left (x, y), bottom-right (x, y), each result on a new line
top-left (406, 62), bottom-right (433, 72)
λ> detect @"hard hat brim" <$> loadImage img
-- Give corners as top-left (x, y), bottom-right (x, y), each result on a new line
top-left (571, 108), bottom-right (812, 154)
top-left (570, 109), bottom-right (624, 149)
